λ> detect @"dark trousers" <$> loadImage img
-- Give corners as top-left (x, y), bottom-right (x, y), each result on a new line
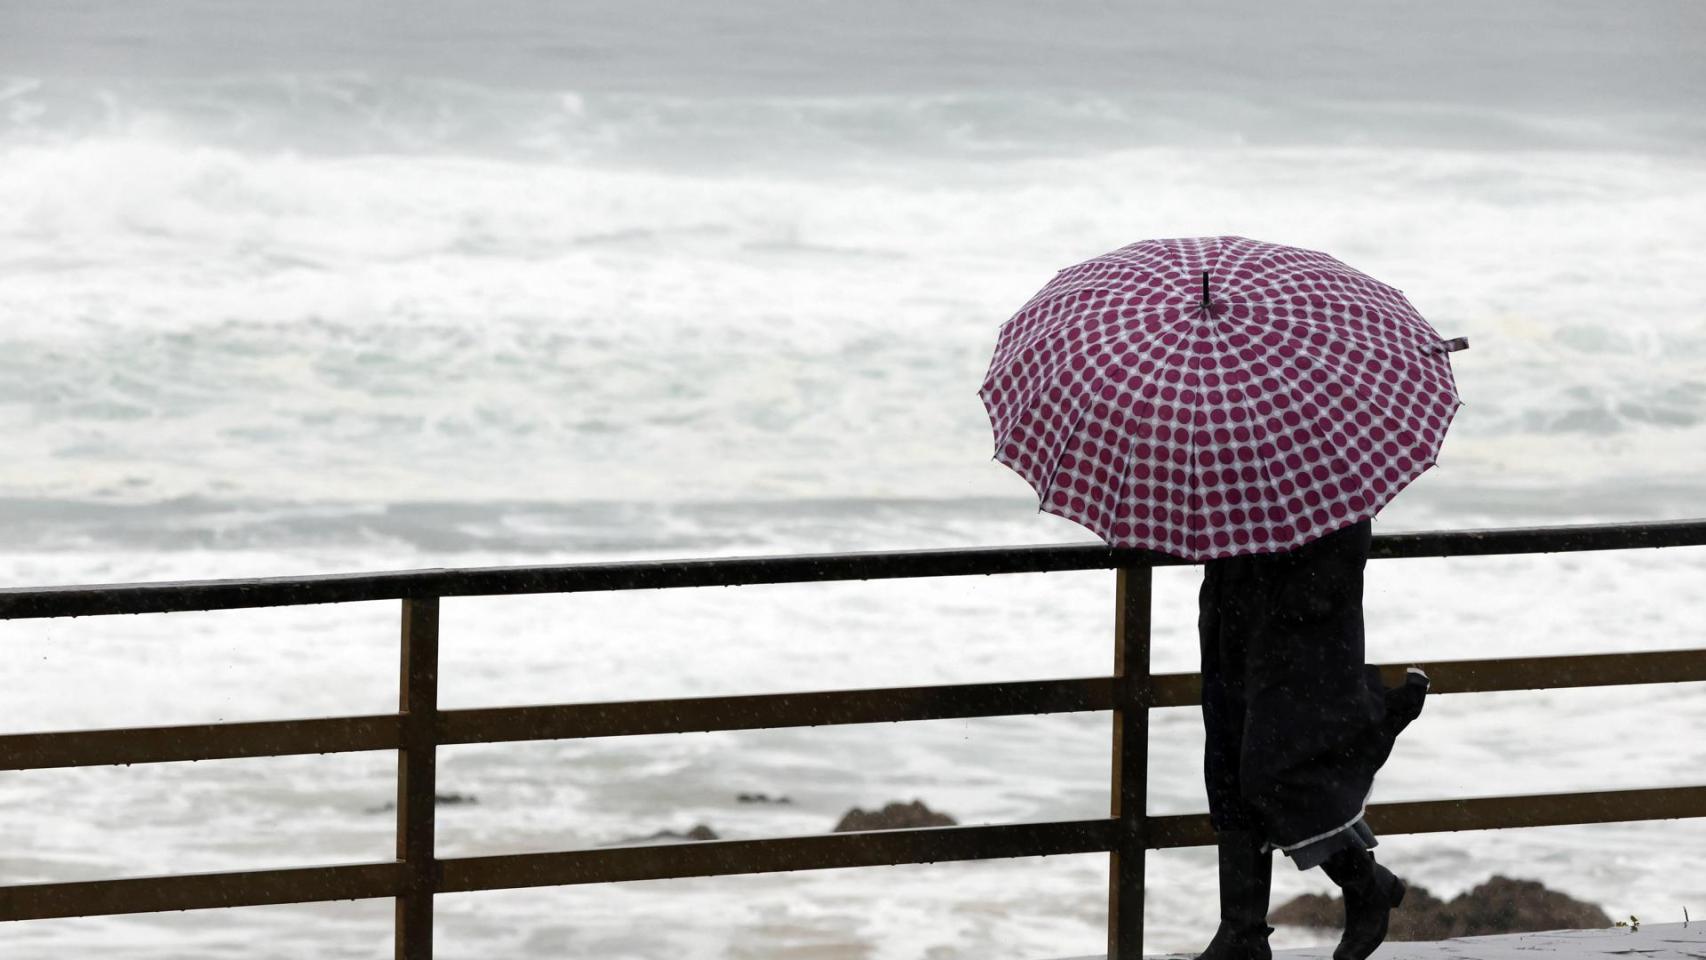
top-left (1197, 519), bottom-right (1401, 868)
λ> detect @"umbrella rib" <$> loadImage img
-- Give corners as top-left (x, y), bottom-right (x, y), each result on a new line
top-left (990, 299), bottom-right (1188, 381)
top-left (1212, 236), bottom-right (1268, 284)
top-left (1274, 327), bottom-right (1450, 519)
top-left (1179, 239), bottom-right (1301, 555)
top-left (1299, 327), bottom-right (1455, 418)
top-left (1271, 358), bottom-right (1419, 530)
top-left (1033, 367), bottom-right (1114, 519)
top-left (1229, 296), bottom-right (1434, 339)
top-left (1234, 305), bottom-right (1429, 362)
top-left (1148, 238), bottom-right (1203, 302)
top-left (1181, 247), bottom-right (1217, 555)
top-left (991, 311), bottom-right (1195, 445)
top-left (1228, 293), bottom-right (1428, 322)
top-left (1293, 323), bottom-right (1452, 439)
top-left (1103, 313), bottom-right (1208, 548)
top-left (1200, 318), bottom-right (1290, 551)
top-left (1226, 248), bottom-right (1409, 303)
top-left (1182, 345), bottom-right (1203, 556)
top-left (1205, 241), bottom-right (1263, 310)
top-left (1004, 246), bottom-right (1184, 325)
top-left (1275, 367), bottom-right (1359, 513)
top-left (1304, 335), bottom-right (1410, 415)
top-left (1106, 398), bottom-right (1146, 547)
top-left (1094, 242), bottom-right (1183, 280)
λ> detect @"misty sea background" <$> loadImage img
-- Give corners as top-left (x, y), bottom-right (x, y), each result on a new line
top-left (2, 1), bottom-right (1705, 957)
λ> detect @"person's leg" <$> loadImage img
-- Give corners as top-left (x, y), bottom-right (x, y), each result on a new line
top-left (1310, 669), bottom-right (1425, 960)
top-left (1235, 520), bottom-right (1418, 960)
top-left (1197, 561), bottom-right (1274, 960)
top-left (1238, 519), bottom-right (1418, 856)
top-left (1199, 560), bottom-right (1261, 835)
top-left (1318, 843), bottom-right (1408, 960)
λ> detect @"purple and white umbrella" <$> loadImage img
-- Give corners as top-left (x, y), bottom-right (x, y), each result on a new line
top-left (980, 235), bottom-right (1467, 560)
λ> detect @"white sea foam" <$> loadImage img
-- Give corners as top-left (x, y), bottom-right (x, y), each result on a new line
top-left (2, 134), bottom-right (1703, 512)
top-left (1, 540), bottom-right (1703, 958)
top-left (2, 2), bottom-right (1705, 956)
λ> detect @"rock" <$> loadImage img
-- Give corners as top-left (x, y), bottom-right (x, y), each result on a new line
top-left (1271, 884), bottom-right (1450, 938)
top-left (364, 792), bottom-right (478, 814)
top-left (736, 792), bottom-right (792, 804)
top-left (833, 799), bottom-right (956, 832)
top-left (1379, 883), bottom-right (1459, 941)
top-left (1271, 874), bottom-right (1611, 940)
top-left (1270, 891), bottom-right (1347, 929)
top-left (1435, 876), bottom-right (1613, 937)
top-left (614, 823), bottom-right (720, 844)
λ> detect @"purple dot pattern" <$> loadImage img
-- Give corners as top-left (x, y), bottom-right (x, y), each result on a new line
top-left (979, 236), bottom-right (1465, 560)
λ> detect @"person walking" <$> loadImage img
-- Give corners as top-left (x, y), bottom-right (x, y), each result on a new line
top-left (978, 235), bottom-right (1468, 960)
top-left (1194, 516), bottom-right (1429, 960)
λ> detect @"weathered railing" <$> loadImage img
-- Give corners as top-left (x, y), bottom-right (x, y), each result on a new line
top-left (1, 518), bottom-right (1704, 959)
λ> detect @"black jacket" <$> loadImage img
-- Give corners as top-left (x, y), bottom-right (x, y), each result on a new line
top-left (1197, 519), bottom-right (1409, 851)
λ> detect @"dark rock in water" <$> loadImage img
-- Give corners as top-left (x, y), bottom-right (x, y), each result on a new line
top-left (736, 792), bottom-right (792, 804)
top-left (614, 823), bottom-right (720, 844)
top-left (1434, 876), bottom-right (1613, 937)
top-left (364, 792), bottom-right (478, 814)
top-left (833, 799), bottom-right (956, 832)
top-left (1271, 874), bottom-right (1611, 939)
top-left (1270, 892), bottom-right (1338, 929)
top-left (1272, 884), bottom-right (1448, 934)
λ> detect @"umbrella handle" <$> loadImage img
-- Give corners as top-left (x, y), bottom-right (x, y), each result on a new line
top-left (1423, 336), bottom-right (1470, 354)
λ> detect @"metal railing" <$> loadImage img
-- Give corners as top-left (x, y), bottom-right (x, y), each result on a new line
top-left (1, 518), bottom-right (1704, 958)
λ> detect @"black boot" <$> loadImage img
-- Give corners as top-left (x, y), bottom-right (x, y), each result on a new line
top-left (1319, 846), bottom-right (1406, 960)
top-left (1196, 829), bottom-right (1274, 960)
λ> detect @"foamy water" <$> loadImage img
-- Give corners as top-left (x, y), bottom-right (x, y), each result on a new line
top-left (2, 1), bottom-right (1704, 956)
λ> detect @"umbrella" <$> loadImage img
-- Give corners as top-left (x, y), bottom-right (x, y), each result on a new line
top-left (980, 235), bottom-right (1466, 559)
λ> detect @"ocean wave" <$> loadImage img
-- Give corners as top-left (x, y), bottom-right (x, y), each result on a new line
top-left (3, 74), bottom-right (1700, 166)
top-left (0, 486), bottom-right (1695, 560)
top-left (1, 135), bottom-right (1702, 511)
top-left (0, 495), bottom-right (1051, 556)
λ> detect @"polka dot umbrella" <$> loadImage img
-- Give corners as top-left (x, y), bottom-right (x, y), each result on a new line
top-left (979, 235), bottom-right (1468, 560)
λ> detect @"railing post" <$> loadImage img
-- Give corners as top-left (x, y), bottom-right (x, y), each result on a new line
top-left (1109, 565), bottom-right (1152, 958)
top-left (396, 597), bottom-right (440, 960)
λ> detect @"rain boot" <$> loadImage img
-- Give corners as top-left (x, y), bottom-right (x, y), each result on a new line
top-left (1196, 829), bottom-right (1274, 960)
top-left (1319, 846), bottom-right (1406, 960)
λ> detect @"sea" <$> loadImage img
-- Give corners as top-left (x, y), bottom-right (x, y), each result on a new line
top-left (1, 1), bottom-right (1704, 957)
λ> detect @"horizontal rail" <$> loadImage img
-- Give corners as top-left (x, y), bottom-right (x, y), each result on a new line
top-left (440, 819), bottom-right (1118, 892)
top-left (6, 648), bottom-right (1701, 769)
top-left (0, 715), bottom-right (401, 771)
top-left (2, 519), bottom-right (1702, 620)
top-left (1153, 648), bottom-right (1706, 707)
top-left (1147, 784), bottom-right (1706, 849)
top-left (5, 784), bottom-right (1703, 920)
top-left (445, 647), bottom-right (1706, 743)
top-left (0, 861), bottom-right (401, 922)
top-left (438, 677), bottom-right (1111, 744)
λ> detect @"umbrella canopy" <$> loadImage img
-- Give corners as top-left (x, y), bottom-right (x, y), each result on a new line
top-left (980, 235), bottom-right (1466, 560)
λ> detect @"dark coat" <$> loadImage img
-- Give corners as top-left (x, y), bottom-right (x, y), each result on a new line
top-left (1197, 518), bottom-right (1409, 854)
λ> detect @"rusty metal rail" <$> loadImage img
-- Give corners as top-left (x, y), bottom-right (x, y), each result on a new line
top-left (3, 518), bottom-right (1702, 621)
top-left (1, 519), bottom-right (1703, 958)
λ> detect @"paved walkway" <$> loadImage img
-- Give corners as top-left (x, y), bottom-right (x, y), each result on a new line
top-left (1052, 922), bottom-right (1706, 959)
